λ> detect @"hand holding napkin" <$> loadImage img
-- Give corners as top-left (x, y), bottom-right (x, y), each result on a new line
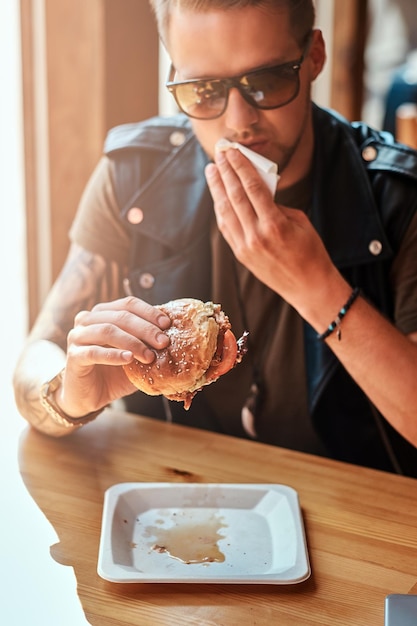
top-left (215, 138), bottom-right (279, 197)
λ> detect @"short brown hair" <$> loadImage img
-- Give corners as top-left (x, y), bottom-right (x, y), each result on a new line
top-left (149, 0), bottom-right (315, 47)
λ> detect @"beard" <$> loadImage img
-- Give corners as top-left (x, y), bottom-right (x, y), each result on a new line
top-left (267, 94), bottom-right (312, 176)
top-left (195, 89), bottom-right (313, 181)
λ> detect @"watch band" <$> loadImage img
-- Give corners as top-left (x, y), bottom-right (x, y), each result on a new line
top-left (40, 369), bottom-right (106, 429)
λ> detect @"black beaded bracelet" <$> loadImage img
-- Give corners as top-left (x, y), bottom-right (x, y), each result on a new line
top-left (317, 287), bottom-right (361, 341)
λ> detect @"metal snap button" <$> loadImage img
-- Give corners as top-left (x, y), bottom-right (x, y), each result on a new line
top-left (362, 145), bottom-right (378, 162)
top-left (127, 207), bottom-right (144, 225)
top-left (369, 239), bottom-right (382, 255)
top-left (169, 130), bottom-right (186, 147)
top-left (139, 272), bottom-right (155, 289)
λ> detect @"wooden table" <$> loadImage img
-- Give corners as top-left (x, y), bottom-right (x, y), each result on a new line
top-left (18, 408), bottom-right (417, 625)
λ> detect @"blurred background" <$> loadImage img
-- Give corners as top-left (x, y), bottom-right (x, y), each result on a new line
top-left (1, 1), bottom-right (26, 425)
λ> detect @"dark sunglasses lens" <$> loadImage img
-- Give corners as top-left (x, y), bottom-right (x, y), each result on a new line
top-left (174, 80), bottom-right (228, 119)
top-left (241, 65), bottom-right (299, 108)
top-left (171, 63), bottom-right (299, 119)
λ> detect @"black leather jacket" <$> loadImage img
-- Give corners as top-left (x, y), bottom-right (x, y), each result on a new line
top-left (104, 104), bottom-right (417, 476)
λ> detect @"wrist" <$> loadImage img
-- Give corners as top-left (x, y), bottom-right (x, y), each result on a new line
top-left (296, 273), bottom-right (353, 331)
top-left (40, 369), bottom-right (106, 429)
top-left (316, 287), bottom-right (361, 341)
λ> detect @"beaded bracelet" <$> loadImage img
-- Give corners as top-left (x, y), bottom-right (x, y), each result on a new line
top-left (317, 287), bottom-right (361, 341)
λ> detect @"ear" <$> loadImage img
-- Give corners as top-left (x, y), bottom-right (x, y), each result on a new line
top-left (308, 29), bottom-right (326, 80)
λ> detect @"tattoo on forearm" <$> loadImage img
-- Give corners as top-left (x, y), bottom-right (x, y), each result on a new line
top-left (28, 246), bottom-right (127, 348)
top-left (16, 246), bottom-right (127, 433)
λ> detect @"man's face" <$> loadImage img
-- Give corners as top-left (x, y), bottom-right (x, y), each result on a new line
top-left (166, 5), bottom-right (325, 187)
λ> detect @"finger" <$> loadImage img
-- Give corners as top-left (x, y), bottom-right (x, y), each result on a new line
top-left (221, 148), bottom-right (280, 220)
top-left (70, 314), bottom-right (169, 363)
top-left (67, 342), bottom-right (139, 367)
top-left (205, 161), bottom-right (245, 244)
top-left (92, 296), bottom-right (171, 329)
top-left (214, 149), bottom-right (257, 217)
top-left (74, 308), bottom-right (170, 346)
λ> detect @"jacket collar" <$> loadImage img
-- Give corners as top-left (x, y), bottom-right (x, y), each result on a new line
top-left (122, 128), bottom-right (212, 250)
top-left (124, 106), bottom-right (394, 265)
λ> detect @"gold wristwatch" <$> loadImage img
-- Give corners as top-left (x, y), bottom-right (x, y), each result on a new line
top-left (40, 369), bottom-right (105, 429)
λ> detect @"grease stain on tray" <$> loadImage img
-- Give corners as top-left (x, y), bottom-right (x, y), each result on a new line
top-left (142, 508), bottom-right (227, 564)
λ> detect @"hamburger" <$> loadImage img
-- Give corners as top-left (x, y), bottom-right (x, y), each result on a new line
top-left (123, 298), bottom-right (247, 409)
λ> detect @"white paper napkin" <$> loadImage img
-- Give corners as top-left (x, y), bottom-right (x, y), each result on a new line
top-left (216, 138), bottom-right (279, 197)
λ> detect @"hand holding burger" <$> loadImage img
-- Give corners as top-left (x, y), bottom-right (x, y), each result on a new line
top-left (123, 298), bottom-right (247, 409)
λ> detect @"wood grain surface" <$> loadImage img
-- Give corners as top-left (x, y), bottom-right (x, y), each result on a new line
top-left (18, 408), bottom-right (417, 626)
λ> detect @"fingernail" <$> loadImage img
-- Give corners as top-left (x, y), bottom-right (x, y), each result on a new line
top-left (157, 314), bottom-right (170, 329)
top-left (156, 332), bottom-right (168, 345)
top-left (205, 163), bottom-right (217, 179)
top-left (226, 147), bottom-right (239, 162)
top-left (215, 151), bottom-right (227, 165)
top-left (121, 351), bottom-right (133, 362)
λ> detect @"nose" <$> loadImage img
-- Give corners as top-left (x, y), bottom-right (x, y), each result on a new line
top-left (223, 87), bottom-right (259, 135)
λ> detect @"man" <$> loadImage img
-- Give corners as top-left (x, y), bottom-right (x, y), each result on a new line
top-left (13, 0), bottom-right (417, 476)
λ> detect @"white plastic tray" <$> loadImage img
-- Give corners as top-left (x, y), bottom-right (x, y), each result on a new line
top-left (97, 482), bottom-right (311, 584)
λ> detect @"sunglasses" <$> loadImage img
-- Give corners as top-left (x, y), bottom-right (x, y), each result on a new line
top-left (166, 36), bottom-right (311, 120)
